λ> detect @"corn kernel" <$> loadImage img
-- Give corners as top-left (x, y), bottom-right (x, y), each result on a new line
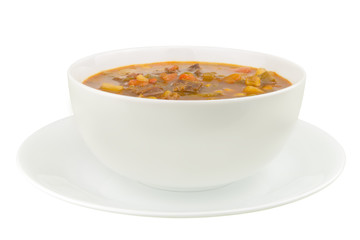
top-left (214, 90), bottom-right (224, 95)
top-left (162, 90), bottom-right (172, 98)
top-left (223, 88), bottom-right (234, 92)
top-left (205, 84), bottom-right (212, 87)
top-left (262, 85), bottom-right (273, 91)
top-left (100, 83), bottom-right (124, 92)
top-left (234, 93), bottom-right (246, 97)
top-left (243, 86), bottom-right (265, 94)
top-left (136, 74), bottom-right (149, 82)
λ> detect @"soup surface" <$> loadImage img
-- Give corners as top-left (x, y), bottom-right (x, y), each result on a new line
top-left (83, 61), bottom-right (292, 100)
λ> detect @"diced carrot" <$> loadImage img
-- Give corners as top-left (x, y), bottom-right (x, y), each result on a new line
top-left (128, 79), bottom-right (148, 86)
top-left (234, 67), bottom-right (252, 73)
top-left (128, 79), bottom-right (137, 86)
top-left (160, 73), bottom-right (178, 82)
top-left (179, 73), bottom-right (197, 81)
top-left (149, 78), bottom-right (157, 84)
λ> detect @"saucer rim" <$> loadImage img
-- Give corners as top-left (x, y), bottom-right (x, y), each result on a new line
top-left (17, 117), bottom-right (346, 218)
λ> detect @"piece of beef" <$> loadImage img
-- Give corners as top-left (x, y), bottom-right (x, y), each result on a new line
top-left (127, 73), bottom-right (140, 79)
top-left (194, 69), bottom-right (202, 77)
top-left (134, 86), bottom-right (165, 97)
top-left (187, 63), bottom-right (200, 71)
top-left (112, 77), bottom-right (126, 83)
top-left (171, 80), bottom-right (203, 93)
top-left (165, 65), bottom-right (179, 73)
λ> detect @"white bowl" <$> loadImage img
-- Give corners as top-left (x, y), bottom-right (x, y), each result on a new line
top-left (68, 46), bottom-right (306, 191)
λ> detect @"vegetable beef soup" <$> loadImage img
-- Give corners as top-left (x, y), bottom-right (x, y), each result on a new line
top-left (83, 62), bottom-right (292, 100)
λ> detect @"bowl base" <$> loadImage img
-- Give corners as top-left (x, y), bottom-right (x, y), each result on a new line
top-left (139, 182), bottom-right (231, 192)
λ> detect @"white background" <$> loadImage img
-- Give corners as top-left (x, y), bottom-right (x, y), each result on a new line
top-left (1, 0), bottom-right (359, 239)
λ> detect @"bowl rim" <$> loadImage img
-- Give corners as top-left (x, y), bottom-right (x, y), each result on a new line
top-left (68, 46), bottom-right (306, 104)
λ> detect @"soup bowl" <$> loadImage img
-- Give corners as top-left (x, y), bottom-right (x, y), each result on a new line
top-left (68, 46), bottom-right (306, 191)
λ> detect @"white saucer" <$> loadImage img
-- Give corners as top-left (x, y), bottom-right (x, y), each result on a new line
top-left (17, 117), bottom-right (345, 217)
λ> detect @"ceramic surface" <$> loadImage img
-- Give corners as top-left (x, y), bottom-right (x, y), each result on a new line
top-left (17, 117), bottom-right (345, 217)
top-left (68, 46), bottom-right (306, 190)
